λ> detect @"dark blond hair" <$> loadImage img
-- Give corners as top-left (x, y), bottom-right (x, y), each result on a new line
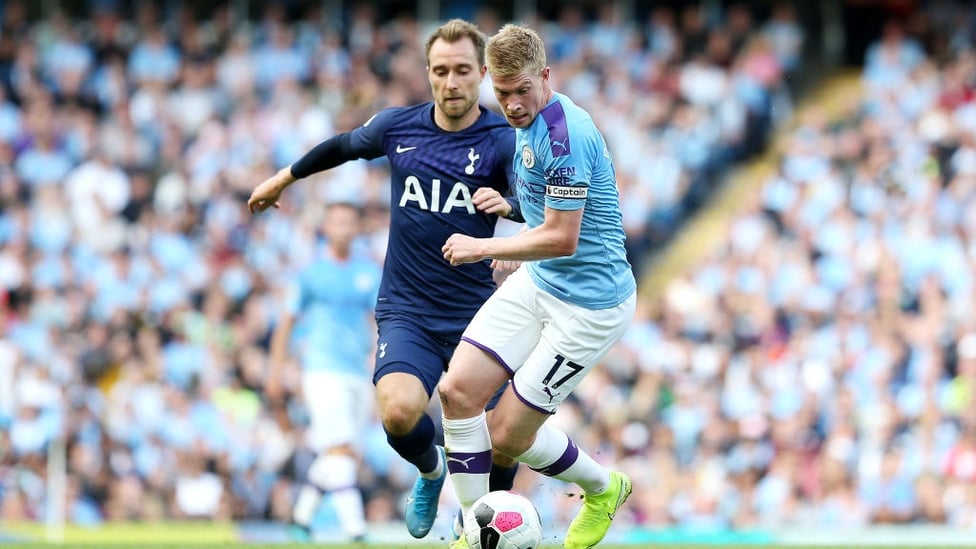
top-left (425, 19), bottom-right (486, 67)
top-left (486, 24), bottom-right (547, 79)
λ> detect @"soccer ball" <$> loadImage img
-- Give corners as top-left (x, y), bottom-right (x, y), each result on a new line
top-left (464, 490), bottom-right (543, 549)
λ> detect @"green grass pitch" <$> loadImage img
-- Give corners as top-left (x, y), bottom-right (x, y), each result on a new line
top-left (0, 542), bottom-right (958, 549)
top-left (1, 523), bottom-right (968, 548)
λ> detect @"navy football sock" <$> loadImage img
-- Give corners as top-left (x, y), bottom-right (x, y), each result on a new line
top-left (489, 462), bottom-right (519, 492)
top-left (386, 414), bottom-right (440, 474)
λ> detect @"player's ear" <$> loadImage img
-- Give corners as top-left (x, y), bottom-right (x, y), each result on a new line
top-left (541, 66), bottom-right (550, 82)
top-left (479, 64), bottom-right (487, 79)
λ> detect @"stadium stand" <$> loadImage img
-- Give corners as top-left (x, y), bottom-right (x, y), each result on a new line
top-left (16, 0), bottom-right (976, 541)
top-left (623, 8), bottom-right (976, 530)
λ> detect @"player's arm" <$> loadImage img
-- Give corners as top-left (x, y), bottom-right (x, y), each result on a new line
top-left (247, 111), bottom-right (392, 213)
top-left (471, 187), bottom-right (524, 223)
top-left (472, 187), bottom-right (517, 218)
top-left (266, 279), bottom-right (302, 403)
top-left (443, 205), bottom-right (581, 265)
top-left (504, 197), bottom-right (525, 223)
top-left (248, 134), bottom-right (356, 213)
top-left (266, 312), bottom-right (295, 404)
top-left (486, 126), bottom-right (525, 223)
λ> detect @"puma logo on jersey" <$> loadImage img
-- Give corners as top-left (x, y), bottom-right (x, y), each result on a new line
top-left (396, 144), bottom-right (418, 153)
top-left (464, 148), bottom-right (480, 175)
top-left (550, 138), bottom-right (571, 157)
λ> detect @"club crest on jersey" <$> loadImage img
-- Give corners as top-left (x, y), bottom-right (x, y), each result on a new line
top-left (465, 148), bottom-right (480, 175)
top-left (521, 145), bottom-right (535, 169)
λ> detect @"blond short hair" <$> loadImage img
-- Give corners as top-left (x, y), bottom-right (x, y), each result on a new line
top-left (486, 24), bottom-right (547, 79)
top-left (425, 19), bottom-right (486, 67)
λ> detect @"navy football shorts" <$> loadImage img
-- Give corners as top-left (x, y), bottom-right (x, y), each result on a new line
top-left (372, 311), bottom-right (507, 408)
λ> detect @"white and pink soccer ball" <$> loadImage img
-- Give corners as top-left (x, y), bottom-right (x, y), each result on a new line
top-left (463, 490), bottom-right (543, 549)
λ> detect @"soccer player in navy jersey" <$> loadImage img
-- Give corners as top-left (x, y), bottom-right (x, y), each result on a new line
top-left (248, 19), bottom-right (522, 540)
top-left (439, 25), bottom-right (637, 549)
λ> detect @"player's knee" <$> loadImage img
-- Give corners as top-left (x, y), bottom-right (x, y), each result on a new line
top-left (437, 375), bottom-right (476, 416)
top-left (437, 376), bottom-right (464, 417)
top-left (379, 398), bottom-right (425, 435)
top-left (489, 421), bottom-right (532, 458)
top-left (375, 373), bottom-right (429, 434)
top-left (326, 444), bottom-right (356, 457)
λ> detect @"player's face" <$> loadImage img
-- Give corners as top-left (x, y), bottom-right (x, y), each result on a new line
top-left (322, 203), bottom-right (361, 253)
top-left (492, 67), bottom-right (551, 129)
top-left (427, 37), bottom-right (486, 124)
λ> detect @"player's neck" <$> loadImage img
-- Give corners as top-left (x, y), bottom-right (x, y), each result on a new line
top-left (327, 246), bottom-right (351, 261)
top-left (543, 85), bottom-right (554, 106)
top-left (433, 105), bottom-right (480, 132)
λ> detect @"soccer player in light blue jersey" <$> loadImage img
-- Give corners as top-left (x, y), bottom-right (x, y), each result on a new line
top-left (249, 19), bottom-right (524, 542)
top-left (439, 24), bottom-right (637, 549)
top-left (267, 200), bottom-right (381, 542)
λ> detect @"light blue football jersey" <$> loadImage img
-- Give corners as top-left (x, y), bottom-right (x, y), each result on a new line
top-left (511, 92), bottom-right (636, 309)
top-left (285, 246), bottom-right (381, 376)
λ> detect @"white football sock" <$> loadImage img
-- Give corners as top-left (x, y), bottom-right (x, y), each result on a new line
top-left (292, 484), bottom-right (320, 527)
top-left (293, 453), bottom-right (366, 537)
top-left (516, 422), bottom-right (610, 495)
top-left (330, 488), bottom-right (367, 539)
top-left (443, 412), bottom-right (492, 515)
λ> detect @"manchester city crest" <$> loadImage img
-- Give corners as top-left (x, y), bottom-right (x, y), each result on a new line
top-left (521, 144), bottom-right (535, 169)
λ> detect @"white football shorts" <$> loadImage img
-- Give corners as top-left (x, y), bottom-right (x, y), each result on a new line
top-left (302, 369), bottom-right (373, 450)
top-left (460, 267), bottom-right (636, 413)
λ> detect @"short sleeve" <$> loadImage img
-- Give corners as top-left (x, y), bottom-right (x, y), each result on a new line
top-left (541, 132), bottom-right (593, 211)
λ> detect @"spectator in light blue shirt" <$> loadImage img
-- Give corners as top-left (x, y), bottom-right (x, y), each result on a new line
top-left (128, 28), bottom-right (181, 85)
top-left (14, 135), bottom-right (73, 188)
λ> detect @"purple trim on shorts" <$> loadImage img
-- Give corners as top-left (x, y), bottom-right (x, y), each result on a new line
top-left (530, 438), bottom-right (579, 477)
top-left (446, 450), bottom-right (493, 475)
top-left (308, 481), bottom-right (357, 493)
top-left (461, 337), bottom-right (514, 375)
top-left (510, 379), bottom-right (556, 415)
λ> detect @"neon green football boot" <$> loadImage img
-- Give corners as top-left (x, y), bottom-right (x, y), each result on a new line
top-left (563, 471), bottom-right (632, 549)
top-left (448, 536), bottom-right (469, 549)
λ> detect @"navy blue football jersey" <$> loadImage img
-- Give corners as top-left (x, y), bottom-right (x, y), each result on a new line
top-left (344, 104), bottom-right (516, 328)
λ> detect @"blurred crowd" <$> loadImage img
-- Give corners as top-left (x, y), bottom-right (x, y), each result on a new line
top-left (586, 5), bottom-right (976, 531)
top-left (0, 0), bottom-right (806, 535)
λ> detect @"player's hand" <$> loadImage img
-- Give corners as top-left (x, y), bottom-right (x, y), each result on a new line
top-left (248, 168), bottom-right (296, 214)
top-left (443, 233), bottom-right (486, 266)
top-left (491, 259), bottom-right (520, 274)
top-left (265, 375), bottom-right (284, 404)
top-left (472, 187), bottom-right (512, 217)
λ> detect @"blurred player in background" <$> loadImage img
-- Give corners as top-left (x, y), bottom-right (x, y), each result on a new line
top-left (439, 24), bottom-right (637, 549)
top-left (267, 200), bottom-right (380, 541)
top-left (248, 19), bottom-right (524, 540)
